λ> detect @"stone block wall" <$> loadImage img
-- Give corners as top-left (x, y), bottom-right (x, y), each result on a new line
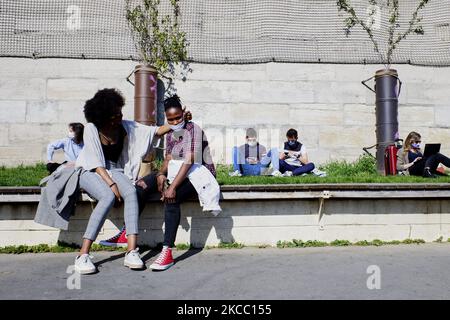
top-left (0, 58), bottom-right (449, 166)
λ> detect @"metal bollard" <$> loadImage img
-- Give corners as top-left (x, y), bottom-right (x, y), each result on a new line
top-left (362, 69), bottom-right (402, 174)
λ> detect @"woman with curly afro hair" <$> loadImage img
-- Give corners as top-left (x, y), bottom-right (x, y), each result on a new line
top-left (74, 88), bottom-right (191, 274)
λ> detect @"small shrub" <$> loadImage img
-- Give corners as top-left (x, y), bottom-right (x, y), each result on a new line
top-left (303, 240), bottom-right (328, 247)
top-left (217, 242), bottom-right (244, 249)
top-left (402, 239), bottom-right (425, 245)
top-left (175, 243), bottom-right (191, 250)
top-left (323, 155), bottom-right (377, 177)
top-left (276, 238), bottom-right (429, 249)
top-left (371, 239), bottom-right (384, 247)
top-left (330, 240), bottom-right (351, 247)
top-left (277, 240), bottom-right (328, 248)
top-left (277, 241), bottom-right (293, 248)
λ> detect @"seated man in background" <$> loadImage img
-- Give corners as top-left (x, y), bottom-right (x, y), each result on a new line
top-left (231, 128), bottom-right (281, 176)
top-left (279, 128), bottom-right (317, 176)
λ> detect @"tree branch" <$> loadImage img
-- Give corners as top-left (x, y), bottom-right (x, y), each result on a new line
top-left (393, 0), bottom-right (429, 47)
top-left (337, 0), bottom-right (387, 67)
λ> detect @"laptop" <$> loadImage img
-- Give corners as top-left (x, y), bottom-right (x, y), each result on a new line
top-left (423, 143), bottom-right (441, 158)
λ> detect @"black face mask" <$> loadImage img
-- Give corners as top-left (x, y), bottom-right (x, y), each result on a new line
top-left (286, 140), bottom-right (299, 150)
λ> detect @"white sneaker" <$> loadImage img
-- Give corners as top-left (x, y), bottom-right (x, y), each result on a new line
top-left (271, 170), bottom-right (283, 177)
top-left (124, 248), bottom-right (145, 270)
top-left (312, 168), bottom-right (327, 177)
top-left (282, 171), bottom-right (293, 177)
top-left (228, 170), bottom-right (242, 177)
top-left (74, 254), bottom-right (96, 275)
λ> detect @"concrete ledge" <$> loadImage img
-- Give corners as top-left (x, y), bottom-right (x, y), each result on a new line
top-left (2, 183), bottom-right (450, 200)
top-left (0, 185), bottom-right (449, 247)
top-left (3, 183), bottom-right (450, 193)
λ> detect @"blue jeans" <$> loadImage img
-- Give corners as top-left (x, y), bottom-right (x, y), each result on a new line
top-left (232, 147), bottom-right (280, 176)
top-left (279, 160), bottom-right (315, 176)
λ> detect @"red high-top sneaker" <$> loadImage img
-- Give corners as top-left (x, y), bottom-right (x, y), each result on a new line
top-left (99, 226), bottom-right (127, 247)
top-left (150, 246), bottom-right (174, 271)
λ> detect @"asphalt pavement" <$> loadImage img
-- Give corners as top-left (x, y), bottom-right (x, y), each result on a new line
top-left (0, 244), bottom-right (449, 300)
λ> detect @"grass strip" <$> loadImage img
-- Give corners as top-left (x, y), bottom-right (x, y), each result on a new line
top-left (0, 239), bottom-right (439, 254)
top-left (1, 156), bottom-right (450, 186)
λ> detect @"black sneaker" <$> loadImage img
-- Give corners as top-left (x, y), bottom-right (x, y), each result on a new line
top-left (423, 168), bottom-right (437, 178)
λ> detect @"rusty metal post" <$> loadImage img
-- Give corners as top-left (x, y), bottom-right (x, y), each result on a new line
top-left (134, 65), bottom-right (158, 125)
top-left (128, 64), bottom-right (159, 177)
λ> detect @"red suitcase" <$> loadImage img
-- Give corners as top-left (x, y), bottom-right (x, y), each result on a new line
top-left (384, 145), bottom-right (397, 175)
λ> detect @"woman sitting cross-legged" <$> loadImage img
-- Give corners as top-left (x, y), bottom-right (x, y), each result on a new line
top-left (397, 131), bottom-right (450, 178)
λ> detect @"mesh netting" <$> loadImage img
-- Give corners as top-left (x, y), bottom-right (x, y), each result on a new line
top-left (1, 0), bottom-right (450, 66)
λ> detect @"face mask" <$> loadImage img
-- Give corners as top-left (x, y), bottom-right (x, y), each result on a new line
top-left (68, 132), bottom-right (75, 139)
top-left (288, 140), bottom-right (297, 146)
top-left (170, 120), bottom-right (185, 132)
top-left (411, 143), bottom-right (421, 149)
top-left (247, 140), bottom-right (257, 147)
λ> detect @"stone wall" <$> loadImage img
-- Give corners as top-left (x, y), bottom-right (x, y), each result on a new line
top-left (1, 197), bottom-right (449, 247)
top-left (0, 57), bottom-right (449, 166)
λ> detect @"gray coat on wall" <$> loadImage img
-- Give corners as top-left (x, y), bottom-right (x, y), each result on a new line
top-left (34, 166), bottom-right (83, 230)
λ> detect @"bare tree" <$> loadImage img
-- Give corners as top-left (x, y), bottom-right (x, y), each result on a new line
top-left (337, 0), bottom-right (430, 69)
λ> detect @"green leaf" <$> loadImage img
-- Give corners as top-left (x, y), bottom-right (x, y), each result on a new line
top-left (125, 0), bottom-right (189, 78)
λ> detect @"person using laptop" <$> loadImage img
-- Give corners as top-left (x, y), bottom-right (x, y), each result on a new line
top-left (397, 131), bottom-right (450, 178)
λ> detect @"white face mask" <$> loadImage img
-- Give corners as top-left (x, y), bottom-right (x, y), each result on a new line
top-left (247, 140), bottom-right (257, 147)
top-left (170, 120), bottom-right (185, 132)
top-left (68, 132), bottom-right (75, 139)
